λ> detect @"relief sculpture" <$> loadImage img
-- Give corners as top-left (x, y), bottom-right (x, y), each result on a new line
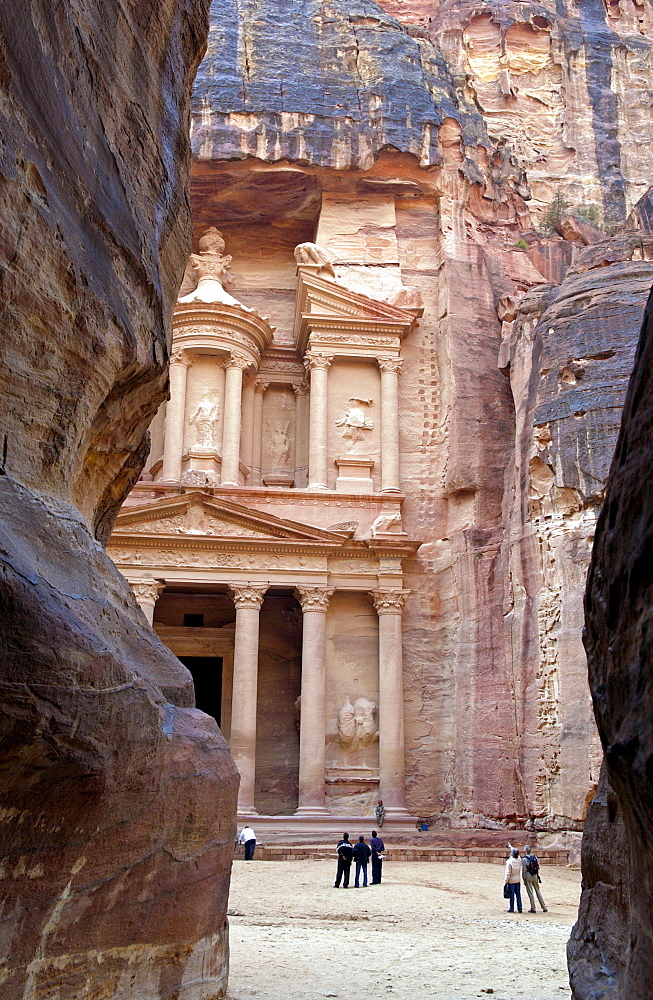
top-left (338, 696), bottom-right (378, 751)
top-left (266, 418), bottom-right (291, 469)
top-left (190, 398), bottom-right (220, 450)
top-left (335, 398), bottom-right (373, 452)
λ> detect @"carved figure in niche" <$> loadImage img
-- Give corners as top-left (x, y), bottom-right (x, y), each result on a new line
top-left (336, 398), bottom-right (374, 452)
top-left (266, 418), bottom-right (291, 469)
top-left (294, 241), bottom-right (335, 277)
top-left (338, 696), bottom-right (378, 751)
top-left (190, 399), bottom-right (220, 450)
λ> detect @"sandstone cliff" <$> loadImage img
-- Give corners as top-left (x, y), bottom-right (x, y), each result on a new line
top-left (0, 3), bottom-right (238, 999)
top-left (567, 283), bottom-right (653, 999)
top-left (187, 0), bottom-right (653, 835)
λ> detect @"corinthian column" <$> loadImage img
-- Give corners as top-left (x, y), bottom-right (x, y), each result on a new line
top-left (252, 381), bottom-right (267, 486)
top-left (221, 353), bottom-right (250, 486)
top-left (161, 349), bottom-right (193, 482)
top-left (240, 373), bottom-right (256, 479)
top-left (371, 589), bottom-right (410, 815)
top-left (378, 357), bottom-right (403, 494)
top-left (295, 586), bottom-right (334, 815)
top-left (304, 352), bottom-right (333, 490)
top-left (293, 380), bottom-right (310, 488)
top-left (129, 580), bottom-right (165, 626)
top-left (230, 584), bottom-right (267, 815)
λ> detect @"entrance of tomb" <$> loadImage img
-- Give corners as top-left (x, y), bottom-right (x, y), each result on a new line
top-left (178, 655), bottom-right (223, 725)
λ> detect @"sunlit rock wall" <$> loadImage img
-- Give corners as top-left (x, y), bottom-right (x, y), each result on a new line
top-left (187, 0), bottom-right (653, 836)
top-left (0, 3), bottom-right (238, 999)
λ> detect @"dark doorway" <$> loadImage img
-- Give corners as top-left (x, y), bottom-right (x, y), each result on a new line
top-left (179, 656), bottom-right (223, 725)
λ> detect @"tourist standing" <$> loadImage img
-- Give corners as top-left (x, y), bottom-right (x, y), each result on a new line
top-left (334, 833), bottom-right (354, 888)
top-left (238, 825), bottom-right (257, 860)
top-left (504, 848), bottom-right (523, 912)
top-left (522, 844), bottom-right (548, 913)
top-left (375, 799), bottom-right (385, 828)
top-left (353, 835), bottom-right (372, 887)
top-left (370, 829), bottom-right (385, 884)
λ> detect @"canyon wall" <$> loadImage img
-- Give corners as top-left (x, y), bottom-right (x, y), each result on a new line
top-left (568, 285), bottom-right (653, 999)
top-left (0, 3), bottom-right (239, 999)
top-left (190, 0), bottom-right (653, 832)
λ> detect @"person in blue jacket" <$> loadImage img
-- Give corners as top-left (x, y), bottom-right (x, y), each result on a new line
top-left (370, 829), bottom-right (385, 884)
top-left (352, 835), bottom-right (372, 887)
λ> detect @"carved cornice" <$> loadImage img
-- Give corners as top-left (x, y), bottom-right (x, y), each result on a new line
top-left (370, 589), bottom-right (410, 614)
top-left (231, 583), bottom-right (268, 609)
top-left (304, 352), bottom-right (333, 373)
top-left (378, 357), bottom-right (404, 375)
top-left (129, 580), bottom-right (165, 606)
top-left (296, 586), bottom-right (335, 613)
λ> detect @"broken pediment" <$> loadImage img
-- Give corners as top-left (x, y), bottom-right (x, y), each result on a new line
top-left (111, 492), bottom-right (348, 545)
top-left (293, 266), bottom-right (419, 354)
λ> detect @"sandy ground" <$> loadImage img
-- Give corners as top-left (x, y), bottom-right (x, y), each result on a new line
top-left (227, 860), bottom-right (580, 1000)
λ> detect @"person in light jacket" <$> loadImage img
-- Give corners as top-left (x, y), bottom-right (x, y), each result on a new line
top-left (504, 848), bottom-right (523, 913)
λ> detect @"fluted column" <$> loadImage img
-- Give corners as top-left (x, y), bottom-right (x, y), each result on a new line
top-left (371, 589), bottom-right (410, 815)
top-left (295, 586), bottom-right (334, 815)
top-left (230, 584), bottom-right (267, 814)
top-left (161, 350), bottom-right (193, 482)
top-left (129, 580), bottom-right (165, 626)
top-left (304, 352), bottom-right (333, 490)
top-left (221, 353), bottom-right (250, 485)
top-left (240, 373), bottom-right (256, 480)
top-left (378, 357), bottom-right (403, 493)
top-left (293, 380), bottom-right (310, 488)
top-left (251, 380), bottom-right (267, 486)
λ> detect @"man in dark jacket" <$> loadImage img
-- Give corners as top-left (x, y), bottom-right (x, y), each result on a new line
top-left (353, 835), bottom-right (372, 887)
top-left (370, 829), bottom-right (385, 884)
top-left (334, 833), bottom-right (354, 888)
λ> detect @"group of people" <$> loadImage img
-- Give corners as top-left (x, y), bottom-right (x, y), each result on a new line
top-left (334, 831), bottom-right (385, 888)
top-left (504, 844), bottom-right (548, 914)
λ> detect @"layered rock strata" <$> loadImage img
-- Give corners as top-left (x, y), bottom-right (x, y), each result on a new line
top-left (0, 3), bottom-right (238, 999)
top-left (567, 283), bottom-right (653, 999)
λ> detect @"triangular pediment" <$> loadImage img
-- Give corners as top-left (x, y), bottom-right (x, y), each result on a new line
top-left (293, 269), bottom-right (417, 352)
top-left (110, 491), bottom-right (348, 544)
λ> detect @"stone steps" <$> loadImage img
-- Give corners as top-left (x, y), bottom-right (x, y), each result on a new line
top-left (234, 844), bottom-right (570, 864)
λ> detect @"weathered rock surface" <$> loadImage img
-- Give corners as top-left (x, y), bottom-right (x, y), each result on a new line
top-left (567, 282), bottom-right (653, 998)
top-left (0, 3), bottom-right (238, 999)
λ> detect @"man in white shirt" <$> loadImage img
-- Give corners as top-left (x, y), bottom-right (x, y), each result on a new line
top-left (504, 848), bottom-right (523, 913)
top-left (238, 826), bottom-right (257, 860)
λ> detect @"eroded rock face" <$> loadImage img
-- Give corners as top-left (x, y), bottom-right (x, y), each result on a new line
top-left (0, 3), bottom-right (238, 998)
top-left (567, 283), bottom-right (653, 998)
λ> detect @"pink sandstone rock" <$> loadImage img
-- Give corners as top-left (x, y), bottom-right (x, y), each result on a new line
top-left (0, 3), bottom-right (238, 999)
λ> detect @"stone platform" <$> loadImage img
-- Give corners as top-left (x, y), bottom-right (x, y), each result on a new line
top-left (234, 819), bottom-right (570, 864)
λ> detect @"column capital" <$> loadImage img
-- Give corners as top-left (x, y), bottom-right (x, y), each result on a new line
top-left (293, 379), bottom-right (310, 397)
top-left (129, 579), bottom-right (165, 607)
top-left (304, 352), bottom-right (333, 373)
top-left (296, 586), bottom-right (335, 613)
top-left (226, 352), bottom-right (251, 371)
top-left (242, 371), bottom-right (258, 390)
top-left (370, 589), bottom-right (410, 614)
top-left (170, 348), bottom-right (194, 368)
top-left (231, 583), bottom-right (268, 610)
top-left (254, 379), bottom-right (269, 395)
top-left (377, 356), bottom-right (404, 375)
